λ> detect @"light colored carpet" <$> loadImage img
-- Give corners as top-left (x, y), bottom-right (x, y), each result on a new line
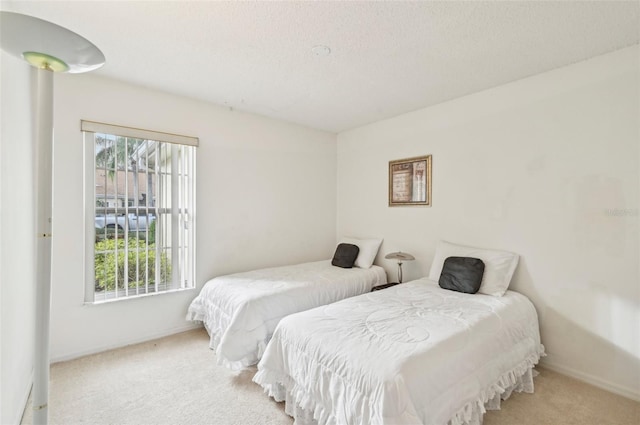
top-left (21, 328), bottom-right (639, 425)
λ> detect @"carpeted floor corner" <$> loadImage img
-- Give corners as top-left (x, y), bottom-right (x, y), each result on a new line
top-left (21, 328), bottom-right (639, 425)
top-left (483, 365), bottom-right (639, 425)
top-left (22, 328), bottom-right (290, 425)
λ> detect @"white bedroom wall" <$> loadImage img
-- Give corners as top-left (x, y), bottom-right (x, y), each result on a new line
top-left (0, 52), bottom-right (37, 424)
top-left (337, 46), bottom-right (639, 400)
top-left (50, 74), bottom-right (337, 361)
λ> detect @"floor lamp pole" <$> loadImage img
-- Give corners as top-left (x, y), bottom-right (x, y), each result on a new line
top-left (1, 11), bottom-right (104, 425)
top-left (33, 67), bottom-right (54, 425)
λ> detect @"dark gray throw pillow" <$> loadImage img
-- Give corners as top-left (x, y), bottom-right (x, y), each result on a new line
top-left (439, 256), bottom-right (485, 294)
top-left (331, 243), bottom-right (360, 268)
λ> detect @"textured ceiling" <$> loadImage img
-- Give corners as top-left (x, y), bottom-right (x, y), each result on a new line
top-left (3, 1), bottom-right (639, 133)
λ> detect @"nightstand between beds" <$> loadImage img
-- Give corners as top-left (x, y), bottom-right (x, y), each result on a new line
top-left (371, 282), bottom-right (401, 291)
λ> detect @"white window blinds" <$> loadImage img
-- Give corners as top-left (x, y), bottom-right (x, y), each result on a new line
top-left (83, 121), bottom-right (197, 302)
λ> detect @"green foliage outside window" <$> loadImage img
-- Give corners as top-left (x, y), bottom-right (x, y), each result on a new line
top-left (147, 219), bottom-right (156, 244)
top-left (94, 238), bottom-right (170, 292)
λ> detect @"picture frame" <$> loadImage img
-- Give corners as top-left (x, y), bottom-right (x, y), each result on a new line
top-left (388, 155), bottom-right (432, 207)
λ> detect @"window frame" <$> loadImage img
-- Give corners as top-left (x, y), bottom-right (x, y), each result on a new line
top-left (82, 120), bottom-right (198, 304)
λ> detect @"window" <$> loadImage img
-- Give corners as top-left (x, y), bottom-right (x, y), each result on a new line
top-left (83, 121), bottom-right (198, 302)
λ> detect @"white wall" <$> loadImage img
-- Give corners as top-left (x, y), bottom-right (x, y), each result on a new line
top-left (50, 74), bottom-right (337, 361)
top-left (337, 46), bottom-right (639, 400)
top-left (0, 52), bottom-right (37, 424)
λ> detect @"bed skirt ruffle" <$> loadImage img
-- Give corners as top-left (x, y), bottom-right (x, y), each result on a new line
top-left (253, 344), bottom-right (545, 425)
top-left (186, 306), bottom-right (265, 371)
top-left (446, 345), bottom-right (545, 425)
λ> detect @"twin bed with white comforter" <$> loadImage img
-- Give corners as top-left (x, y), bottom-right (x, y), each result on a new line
top-left (253, 278), bottom-right (544, 425)
top-left (188, 239), bottom-right (543, 424)
top-left (186, 260), bottom-right (386, 370)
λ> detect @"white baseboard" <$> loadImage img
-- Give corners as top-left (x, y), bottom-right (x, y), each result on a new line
top-left (51, 323), bottom-right (203, 363)
top-left (540, 358), bottom-right (640, 402)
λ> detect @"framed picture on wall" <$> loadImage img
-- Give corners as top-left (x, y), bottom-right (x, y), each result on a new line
top-left (388, 155), bottom-right (432, 207)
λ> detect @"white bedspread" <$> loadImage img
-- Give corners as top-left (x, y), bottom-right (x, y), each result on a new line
top-left (186, 260), bottom-right (386, 370)
top-left (254, 278), bottom-right (544, 425)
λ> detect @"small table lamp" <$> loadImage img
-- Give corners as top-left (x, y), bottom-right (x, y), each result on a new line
top-left (384, 251), bottom-right (415, 283)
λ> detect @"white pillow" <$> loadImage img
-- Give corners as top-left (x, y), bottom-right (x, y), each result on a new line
top-left (428, 240), bottom-right (519, 296)
top-left (339, 237), bottom-right (383, 269)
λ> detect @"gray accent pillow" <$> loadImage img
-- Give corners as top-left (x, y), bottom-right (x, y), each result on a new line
top-left (331, 243), bottom-right (360, 268)
top-left (439, 256), bottom-right (485, 294)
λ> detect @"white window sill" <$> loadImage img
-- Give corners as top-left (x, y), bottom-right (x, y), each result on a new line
top-left (85, 286), bottom-right (196, 305)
